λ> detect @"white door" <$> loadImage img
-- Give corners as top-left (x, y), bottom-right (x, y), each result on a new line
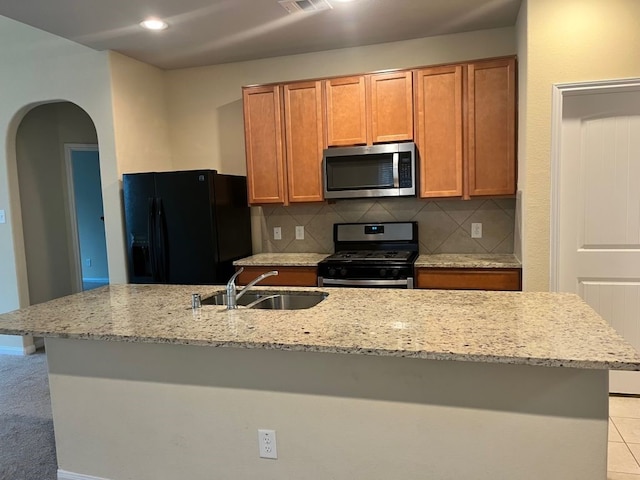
top-left (554, 82), bottom-right (640, 394)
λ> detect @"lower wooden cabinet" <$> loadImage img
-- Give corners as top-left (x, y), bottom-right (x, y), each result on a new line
top-left (236, 266), bottom-right (318, 287)
top-left (415, 268), bottom-right (521, 291)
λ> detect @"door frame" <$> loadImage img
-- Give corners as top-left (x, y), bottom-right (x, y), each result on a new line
top-left (549, 78), bottom-right (640, 291)
top-left (64, 143), bottom-right (99, 293)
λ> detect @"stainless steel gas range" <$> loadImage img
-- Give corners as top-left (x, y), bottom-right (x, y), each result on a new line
top-left (317, 221), bottom-right (419, 288)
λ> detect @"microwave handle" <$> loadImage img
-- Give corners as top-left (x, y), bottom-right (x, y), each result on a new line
top-left (392, 153), bottom-right (399, 188)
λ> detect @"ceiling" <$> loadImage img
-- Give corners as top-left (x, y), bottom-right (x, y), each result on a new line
top-left (0, 0), bottom-right (522, 70)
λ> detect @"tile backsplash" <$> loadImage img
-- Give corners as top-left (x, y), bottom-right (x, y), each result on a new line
top-left (257, 197), bottom-right (515, 254)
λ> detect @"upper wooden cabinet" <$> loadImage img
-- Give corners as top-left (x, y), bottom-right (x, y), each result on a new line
top-left (414, 65), bottom-right (464, 198)
top-left (467, 57), bottom-right (516, 197)
top-left (324, 76), bottom-right (368, 146)
top-left (242, 85), bottom-right (287, 204)
top-left (368, 71), bottom-right (414, 144)
top-left (243, 81), bottom-right (325, 205)
top-left (324, 71), bottom-right (413, 147)
top-left (414, 56), bottom-right (517, 199)
top-left (242, 56), bottom-right (516, 205)
top-left (283, 81), bottom-right (325, 203)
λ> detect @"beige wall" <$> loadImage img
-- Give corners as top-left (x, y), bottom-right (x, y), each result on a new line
top-left (165, 27), bottom-right (516, 253)
top-left (48, 337), bottom-right (609, 480)
top-left (165, 27), bottom-right (516, 174)
top-left (0, 16), bottom-right (123, 350)
top-left (109, 52), bottom-right (173, 174)
top-left (518, 0), bottom-right (640, 290)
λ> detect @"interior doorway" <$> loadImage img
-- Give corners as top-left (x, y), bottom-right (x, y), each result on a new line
top-left (64, 144), bottom-right (109, 291)
top-left (551, 79), bottom-right (640, 394)
top-left (16, 102), bottom-right (104, 305)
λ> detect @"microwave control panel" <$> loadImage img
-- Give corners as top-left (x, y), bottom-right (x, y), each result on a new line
top-left (399, 155), bottom-right (413, 188)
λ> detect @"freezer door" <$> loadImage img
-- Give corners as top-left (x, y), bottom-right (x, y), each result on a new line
top-left (154, 170), bottom-right (220, 284)
top-left (123, 173), bottom-right (157, 283)
top-left (212, 174), bottom-right (252, 263)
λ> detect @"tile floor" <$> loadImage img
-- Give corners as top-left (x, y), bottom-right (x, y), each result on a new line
top-left (609, 396), bottom-right (640, 479)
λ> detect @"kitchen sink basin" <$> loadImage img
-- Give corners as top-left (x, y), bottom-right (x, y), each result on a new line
top-left (202, 292), bottom-right (262, 307)
top-left (201, 291), bottom-right (327, 310)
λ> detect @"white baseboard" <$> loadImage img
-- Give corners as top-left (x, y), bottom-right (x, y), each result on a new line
top-left (0, 344), bottom-right (36, 355)
top-left (58, 469), bottom-right (111, 480)
top-left (82, 277), bottom-right (109, 283)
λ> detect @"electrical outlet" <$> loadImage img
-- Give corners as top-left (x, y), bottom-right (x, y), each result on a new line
top-left (258, 429), bottom-right (278, 459)
top-left (295, 225), bottom-right (304, 240)
top-left (85, 258), bottom-right (92, 267)
top-left (471, 223), bottom-right (483, 239)
top-left (0, 209), bottom-right (5, 224)
top-left (273, 227), bottom-right (282, 240)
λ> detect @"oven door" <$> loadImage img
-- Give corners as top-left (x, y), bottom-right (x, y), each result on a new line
top-left (318, 277), bottom-right (414, 289)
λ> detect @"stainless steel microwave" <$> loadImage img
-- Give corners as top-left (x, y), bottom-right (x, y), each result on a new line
top-left (323, 142), bottom-right (417, 199)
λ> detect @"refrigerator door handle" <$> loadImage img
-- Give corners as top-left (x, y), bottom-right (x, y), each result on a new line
top-left (148, 197), bottom-right (159, 281)
top-left (155, 197), bottom-right (169, 283)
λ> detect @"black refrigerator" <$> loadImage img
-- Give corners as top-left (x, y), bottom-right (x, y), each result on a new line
top-left (122, 169), bottom-right (252, 285)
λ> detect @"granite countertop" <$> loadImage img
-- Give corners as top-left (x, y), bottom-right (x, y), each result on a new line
top-left (234, 253), bottom-right (329, 267)
top-left (0, 284), bottom-right (638, 371)
top-left (415, 254), bottom-right (522, 269)
top-left (234, 253), bottom-right (521, 269)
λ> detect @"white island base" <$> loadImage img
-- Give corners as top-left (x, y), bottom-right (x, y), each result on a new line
top-left (47, 337), bottom-right (608, 480)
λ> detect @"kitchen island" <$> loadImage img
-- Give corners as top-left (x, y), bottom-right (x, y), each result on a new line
top-left (1, 284), bottom-right (638, 480)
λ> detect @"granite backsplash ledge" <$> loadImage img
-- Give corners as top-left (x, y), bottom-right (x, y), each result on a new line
top-left (256, 197), bottom-right (515, 254)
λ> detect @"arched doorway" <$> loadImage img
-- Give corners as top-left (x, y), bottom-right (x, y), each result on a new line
top-left (15, 101), bottom-right (108, 305)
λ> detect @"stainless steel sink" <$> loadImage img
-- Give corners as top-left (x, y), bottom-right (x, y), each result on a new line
top-left (201, 292), bottom-right (262, 307)
top-left (201, 291), bottom-right (327, 310)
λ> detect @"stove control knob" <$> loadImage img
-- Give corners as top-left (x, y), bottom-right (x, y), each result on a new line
top-left (379, 268), bottom-right (387, 277)
top-left (328, 268), bottom-right (336, 277)
top-left (340, 268), bottom-right (348, 277)
top-left (391, 268), bottom-right (399, 278)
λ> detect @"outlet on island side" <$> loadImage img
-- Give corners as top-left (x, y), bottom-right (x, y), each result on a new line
top-left (258, 429), bottom-right (278, 459)
top-left (471, 223), bottom-right (483, 239)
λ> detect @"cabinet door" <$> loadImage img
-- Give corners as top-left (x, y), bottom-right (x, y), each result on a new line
top-left (283, 81), bottom-right (325, 203)
top-left (415, 268), bottom-right (521, 291)
top-left (236, 266), bottom-right (318, 287)
top-left (369, 71), bottom-right (414, 143)
top-left (467, 57), bottom-right (516, 197)
top-left (242, 85), bottom-right (286, 204)
top-left (324, 76), bottom-right (368, 146)
top-left (414, 65), bottom-right (463, 198)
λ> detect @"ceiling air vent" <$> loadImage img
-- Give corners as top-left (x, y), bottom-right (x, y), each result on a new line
top-left (278, 0), bottom-right (333, 14)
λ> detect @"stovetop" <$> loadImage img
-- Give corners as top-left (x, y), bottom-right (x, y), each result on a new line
top-left (323, 250), bottom-right (416, 263)
top-left (318, 222), bottom-right (419, 283)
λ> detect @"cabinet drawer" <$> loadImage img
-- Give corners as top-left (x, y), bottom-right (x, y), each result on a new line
top-left (236, 266), bottom-right (318, 287)
top-left (416, 268), bottom-right (521, 291)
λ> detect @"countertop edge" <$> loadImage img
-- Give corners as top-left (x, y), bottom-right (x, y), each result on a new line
top-left (415, 254), bottom-right (522, 269)
top-left (234, 253), bottom-right (329, 267)
top-left (5, 328), bottom-right (637, 371)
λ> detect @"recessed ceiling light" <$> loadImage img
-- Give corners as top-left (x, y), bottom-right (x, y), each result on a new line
top-left (140, 18), bottom-right (168, 31)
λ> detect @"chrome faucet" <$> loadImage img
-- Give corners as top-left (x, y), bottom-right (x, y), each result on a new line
top-left (226, 267), bottom-right (279, 309)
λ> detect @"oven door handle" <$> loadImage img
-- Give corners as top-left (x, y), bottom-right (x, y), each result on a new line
top-left (319, 277), bottom-right (414, 288)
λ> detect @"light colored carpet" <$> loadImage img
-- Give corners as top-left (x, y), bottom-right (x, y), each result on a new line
top-left (0, 350), bottom-right (57, 480)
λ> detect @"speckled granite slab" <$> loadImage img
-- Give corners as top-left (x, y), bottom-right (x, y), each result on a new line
top-left (415, 254), bottom-right (522, 269)
top-left (0, 285), bottom-right (638, 371)
top-left (234, 253), bottom-right (329, 267)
